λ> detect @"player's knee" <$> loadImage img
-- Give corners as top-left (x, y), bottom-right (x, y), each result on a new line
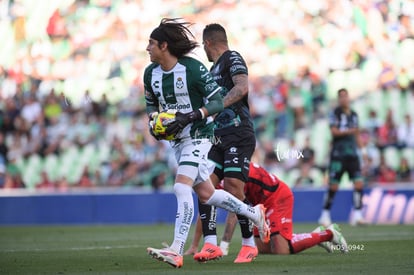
top-left (270, 235), bottom-right (291, 255)
top-left (224, 178), bottom-right (245, 199)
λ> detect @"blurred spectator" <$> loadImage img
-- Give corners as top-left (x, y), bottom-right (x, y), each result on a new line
top-left (271, 75), bottom-right (289, 138)
top-left (0, 0), bottom-right (413, 190)
top-left (21, 96), bottom-right (42, 125)
top-left (287, 83), bottom-right (306, 130)
top-left (310, 74), bottom-right (327, 118)
top-left (364, 109), bottom-right (381, 138)
top-left (77, 166), bottom-right (94, 188)
top-left (300, 136), bottom-right (315, 168)
top-left (36, 171), bottom-right (56, 190)
top-left (397, 114), bottom-right (414, 148)
top-left (375, 154), bottom-right (397, 184)
top-left (3, 158), bottom-right (25, 189)
top-left (377, 109), bottom-right (398, 149)
top-left (294, 165), bottom-right (314, 188)
top-left (107, 158), bottom-right (124, 186)
top-left (43, 92), bottom-right (63, 123)
top-left (0, 163), bottom-right (5, 188)
top-left (261, 141), bottom-right (279, 174)
top-left (397, 157), bottom-right (411, 183)
top-left (277, 139), bottom-right (302, 171)
top-left (0, 132), bottom-right (8, 165)
top-left (379, 61), bottom-right (398, 90)
top-left (361, 155), bottom-right (377, 186)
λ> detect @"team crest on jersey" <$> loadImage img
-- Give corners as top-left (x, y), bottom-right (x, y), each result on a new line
top-left (176, 77), bottom-right (184, 89)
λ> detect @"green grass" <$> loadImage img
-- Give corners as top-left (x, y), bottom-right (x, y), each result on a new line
top-left (1, 223), bottom-right (414, 274)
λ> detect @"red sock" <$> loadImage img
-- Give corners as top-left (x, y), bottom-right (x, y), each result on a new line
top-left (290, 231), bottom-right (333, 254)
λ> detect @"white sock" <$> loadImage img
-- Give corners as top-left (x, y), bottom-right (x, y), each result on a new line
top-left (204, 235), bottom-right (217, 246)
top-left (353, 209), bottom-right (363, 220)
top-left (206, 189), bottom-right (259, 224)
top-left (241, 236), bottom-right (256, 247)
top-left (219, 241), bottom-right (230, 256)
top-left (170, 183), bottom-right (194, 255)
top-left (321, 209), bottom-right (331, 218)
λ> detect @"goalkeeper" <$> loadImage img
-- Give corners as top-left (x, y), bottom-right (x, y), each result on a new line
top-left (186, 162), bottom-right (349, 257)
top-left (144, 18), bottom-right (269, 268)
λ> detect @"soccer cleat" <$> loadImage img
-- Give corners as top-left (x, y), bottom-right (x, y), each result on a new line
top-left (312, 225), bottom-right (333, 253)
top-left (254, 204), bottom-right (270, 243)
top-left (193, 243), bottom-right (223, 262)
top-left (318, 210), bottom-right (332, 227)
top-left (327, 224), bottom-right (349, 253)
top-left (234, 245), bottom-right (258, 263)
top-left (147, 246), bottom-right (183, 268)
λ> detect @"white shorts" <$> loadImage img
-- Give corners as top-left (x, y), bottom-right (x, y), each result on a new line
top-left (172, 138), bottom-right (214, 185)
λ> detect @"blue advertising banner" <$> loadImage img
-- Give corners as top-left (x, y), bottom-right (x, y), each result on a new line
top-left (0, 187), bottom-right (413, 225)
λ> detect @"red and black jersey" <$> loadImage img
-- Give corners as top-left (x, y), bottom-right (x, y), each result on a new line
top-left (245, 162), bottom-right (286, 206)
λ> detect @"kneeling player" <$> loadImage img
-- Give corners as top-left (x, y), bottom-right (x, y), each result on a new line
top-left (186, 162), bottom-right (348, 258)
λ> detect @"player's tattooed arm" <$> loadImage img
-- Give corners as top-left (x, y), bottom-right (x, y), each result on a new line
top-left (223, 74), bottom-right (248, 108)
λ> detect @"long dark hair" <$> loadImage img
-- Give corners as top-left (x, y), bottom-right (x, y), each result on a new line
top-left (150, 18), bottom-right (198, 58)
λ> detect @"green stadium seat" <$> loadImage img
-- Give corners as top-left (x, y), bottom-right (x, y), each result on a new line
top-left (43, 154), bottom-right (60, 181)
top-left (383, 147), bottom-right (401, 171)
top-left (352, 98), bottom-right (368, 127)
top-left (286, 168), bottom-right (300, 188)
top-left (309, 167), bottom-right (325, 187)
top-left (310, 119), bottom-right (330, 167)
top-left (294, 128), bottom-right (310, 149)
top-left (384, 90), bottom-right (403, 125)
top-left (339, 173), bottom-right (353, 189)
top-left (366, 90), bottom-right (386, 122)
top-left (327, 70), bottom-right (347, 101)
top-left (26, 154), bottom-right (43, 172)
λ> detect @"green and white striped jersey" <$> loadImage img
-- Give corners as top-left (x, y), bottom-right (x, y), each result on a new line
top-left (144, 56), bottom-right (222, 140)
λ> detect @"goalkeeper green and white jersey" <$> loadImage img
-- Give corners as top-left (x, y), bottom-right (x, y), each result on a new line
top-left (144, 56), bottom-right (222, 140)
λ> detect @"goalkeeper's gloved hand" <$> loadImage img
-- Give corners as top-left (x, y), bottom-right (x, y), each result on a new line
top-left (148, 112), bottom-right (161, 140)
top-left (166, 110), bottom-right (203, 136)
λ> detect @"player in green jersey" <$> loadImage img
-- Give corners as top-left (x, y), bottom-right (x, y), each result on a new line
top-left (318, 88), bottom-right (366, 227)
top-left (144, 18), bottom-right (269, 269)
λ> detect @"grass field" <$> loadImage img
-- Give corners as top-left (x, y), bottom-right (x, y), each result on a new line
top-left (1, 223), bottom-right (414, 274)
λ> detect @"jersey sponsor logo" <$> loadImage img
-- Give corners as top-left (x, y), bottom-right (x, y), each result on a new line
top-left (176, 77), bottom-right (184, 89)
top-left (230, 64), bottom-right (247, 73)
top-left (165, 103), bottom-right (191, 110)
top-left (199, 65), bottom-right (207, 72)
top-left (229, 147), bottom-right (238, 153)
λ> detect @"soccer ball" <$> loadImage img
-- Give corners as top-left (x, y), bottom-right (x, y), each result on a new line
top-left (153, 111), bottom-right (176, 140)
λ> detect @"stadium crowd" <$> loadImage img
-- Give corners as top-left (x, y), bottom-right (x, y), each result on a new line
top-left (0, 0), bottom-right (414, 190)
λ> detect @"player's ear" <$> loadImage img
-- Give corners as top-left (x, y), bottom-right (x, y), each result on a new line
top-left (159, 41), bottom-right (168, 51)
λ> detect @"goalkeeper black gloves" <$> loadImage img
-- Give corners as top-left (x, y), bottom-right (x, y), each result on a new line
top-left (166, 110), bottom-right (203, 136)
